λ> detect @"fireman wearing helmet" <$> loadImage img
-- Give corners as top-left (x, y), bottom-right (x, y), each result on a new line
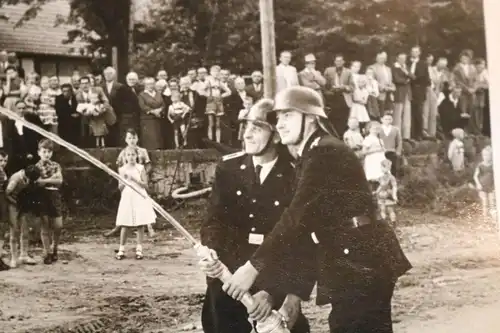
top-left (223, 86), bottom-right (412, 333)
top-left (199, 98), bottom-right (312, 333)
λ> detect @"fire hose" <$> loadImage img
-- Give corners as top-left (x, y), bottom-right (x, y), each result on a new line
top-left (171, 185), bottom-right (212, 200)
top-left (0, 106), bottom-right (290, 333)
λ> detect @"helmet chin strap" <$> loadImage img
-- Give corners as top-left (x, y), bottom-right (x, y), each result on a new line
top-left (254, 130), bottom-right (275, 156)
top-left (290, 114), bottom-right (306, 146)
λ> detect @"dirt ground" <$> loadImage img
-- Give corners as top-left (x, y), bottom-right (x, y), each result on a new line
top-left (1, 201), bottom-right (500, 333)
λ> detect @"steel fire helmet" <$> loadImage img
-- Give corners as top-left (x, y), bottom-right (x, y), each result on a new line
top-left (273, 86), bottom-right (327, 118)
top-left (240, 98), bottom-right (276, 130)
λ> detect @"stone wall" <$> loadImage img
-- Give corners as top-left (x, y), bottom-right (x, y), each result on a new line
top-left (59, 136), bottom-right (490, 209)
top-left (59, 149), bottom-right (220, 210)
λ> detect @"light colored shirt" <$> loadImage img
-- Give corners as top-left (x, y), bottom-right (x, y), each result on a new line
top-left (252, 156), bottom-right (278, 184)
top-left (106, 81), bottom-right (114, 94)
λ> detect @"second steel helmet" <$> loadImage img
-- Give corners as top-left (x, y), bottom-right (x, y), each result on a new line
top-left (273, 86), bottom-right (327, 118)
top-left (240, 98), bottom-right (276, 130)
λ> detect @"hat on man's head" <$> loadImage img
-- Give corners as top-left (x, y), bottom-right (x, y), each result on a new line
top-left (273, 86), bottom-right (327, 118)
top-left (240, 98), bottom-right (276, 130)
top-left (304, 54), bottom-right (316, 63)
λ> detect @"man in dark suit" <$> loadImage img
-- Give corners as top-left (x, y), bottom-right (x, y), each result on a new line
top-left (245, 71), bottom-right (264, 102)
top-left (223, 86), bottom-right (412, 333)
top-left (55, 83), bottom-right (80, 146)
top-left (179, 76), bottom-right (206, 149)
top-left (438, 84), bottom-right (469, 139)
top-left (4, 100), bottom-right (43, 174)
top-left (75, 76), bottom-right (110, 148)
top-left (409, 46), bottom-right (431, 140)
top-left (199, 99), bottom-right (311, 333)
top-left (392, 51), bottom-right (412, 140)
top-left (323, 54), bottom-right (352, 135)
top-left (226, 76), bottom-right (250, 148)
top-left (102, 66), bottom-right (127, 146)
top-left (120, 72), bottom-right (142, 141)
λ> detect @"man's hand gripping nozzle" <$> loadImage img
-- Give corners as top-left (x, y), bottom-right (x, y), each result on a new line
top-left (195, 243), bottom-right (290, 333)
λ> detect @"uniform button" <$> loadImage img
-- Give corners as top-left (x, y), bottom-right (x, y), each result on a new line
top-left (236, 190), bottom-right (242, 196)
top-left (240, 164), bottom-right (246, 170)
top-left (251, 227), bottom-right (256, 232)
top-left (274, 201), bottom-right (280, 206)
top-left (249, 213), bottom-right (254, 218)
top-left (343, 248), bottom-right (349, 255)
top-left (252, 199), bottom-right (257, 203)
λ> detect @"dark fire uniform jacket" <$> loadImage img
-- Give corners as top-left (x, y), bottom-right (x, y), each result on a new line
top-left (201, 149), bottom-right (314, 300)
top-left (250, 130), bottom-right (413, 306)
top-left (200, 150), bottom-right (311, 333)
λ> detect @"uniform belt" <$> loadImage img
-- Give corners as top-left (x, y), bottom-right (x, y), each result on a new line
top-left (310, 215), bottom-right (373, 244)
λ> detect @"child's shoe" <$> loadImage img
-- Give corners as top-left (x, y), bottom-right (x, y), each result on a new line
top-left (0, 259), bottom-right (10, 271)
top-left (19, 255), bottom-right (37, 265)
top-left (136, 246), bottom-right (143, 260)
top-left (51, 251), bottom-right (58, 263)
top-left (115, 251), bottom-right (125, 260)
top-left (43, 255), bottom-right (53, 265)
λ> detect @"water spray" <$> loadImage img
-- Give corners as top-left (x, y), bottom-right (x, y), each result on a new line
top-left (0, 106), bottom-right (290, 333)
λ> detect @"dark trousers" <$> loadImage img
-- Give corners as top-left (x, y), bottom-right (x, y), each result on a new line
top-left (202, 281), bottom-right (310, 333)
top-left (410, 99), bottom-right (424, 139)
top-left (482, 89), bottom-right (491, 137)
top-left (328, 280), bottom-right (395, 333)
top-left (325, 93), bottom-right (350, 137)
top-left (377, 98), bottom-right (393, 114)
top-left (384, 151), bottom-right (398, 177)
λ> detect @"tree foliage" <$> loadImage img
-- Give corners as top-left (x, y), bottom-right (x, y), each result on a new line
top-left (0, 0), bottom-right (486, 77)
top-left (134, 0), bottom-right (485, 75)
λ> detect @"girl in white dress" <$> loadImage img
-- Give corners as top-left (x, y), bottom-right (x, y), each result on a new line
top-left (115, 146), bottom-right (156, 260)
top-left (362, 121), bottom-right (386, 187)
top-left (350, 75), bottom-right (371, 130)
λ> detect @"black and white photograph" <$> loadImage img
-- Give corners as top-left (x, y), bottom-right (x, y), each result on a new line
top-left (0, 0), bottom-right (498, 332)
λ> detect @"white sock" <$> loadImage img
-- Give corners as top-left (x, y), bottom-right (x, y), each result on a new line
top-left (118, 245), bottom-right (125, 253)
top-left (136, 245), bottom-right (143, 253)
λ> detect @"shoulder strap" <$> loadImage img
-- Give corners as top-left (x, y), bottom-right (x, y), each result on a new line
top-left (222, 151), bottom-right (246, 161)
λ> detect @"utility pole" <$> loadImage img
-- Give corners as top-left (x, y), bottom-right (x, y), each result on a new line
top-left (259, 0), bottom-right (277, 98)
top-left (129, 0), bottom-right (135, 65)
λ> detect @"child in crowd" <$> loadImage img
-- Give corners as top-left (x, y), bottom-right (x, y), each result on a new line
top-left (0, 150), bottom-right (10, 271)
top-left (365, 66), bottom-right (380, 120)
top-left (23, 89), bottom-right (40, 116)
top-left (35, 139), bottom-right (64, 265)
top-left (473, 145), bottom-right (495, 218)
top-left (447, 128), bottom-right (465, 172)
top-left (76, 92), bottom-right (113, 148)
top-left (343, 117), bottom-right (364, 158)
top-left (379, 112), bottom-right (403, 176)
top-left (115, 146), bottom-right (156, 260)
top-left (376, 159), bottom-right (398, 223)
top-left (5, 164), bottom-right (41, 268)
top-left (350, 75), bottom-right (371, 130)
top-left (167, 91), bottom-right (191, 149)
top-left (105, 129), bottom-right (154, 239)
top-left (362, 121), bottom-right (386, 189)
top-left (203, 65), bottom-right (231, 143)
top-left (38, 77), bottom-right (59, 134)
top-left (238, 96), bottom-right (254, 149)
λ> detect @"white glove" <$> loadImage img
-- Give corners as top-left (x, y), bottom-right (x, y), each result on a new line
top-left (198, 248), bottom-right (225, 278)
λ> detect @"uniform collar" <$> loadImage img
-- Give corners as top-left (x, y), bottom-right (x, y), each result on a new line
top-left (297, 129), bottom-right (322, 158)
top-left (252, 156), bottom-right (278, 168)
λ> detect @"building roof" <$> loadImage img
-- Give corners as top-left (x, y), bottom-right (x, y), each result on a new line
top-left (0, 0), bottom-right (89, 57)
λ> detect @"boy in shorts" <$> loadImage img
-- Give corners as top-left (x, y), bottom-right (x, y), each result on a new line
top-left (5, 165), bottom-right (41, 268)
top-left (35, 139), bottom-right (64, 265)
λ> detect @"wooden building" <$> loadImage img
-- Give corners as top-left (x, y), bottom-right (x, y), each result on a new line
top-left (0, 0), bottom-right (91, 83)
